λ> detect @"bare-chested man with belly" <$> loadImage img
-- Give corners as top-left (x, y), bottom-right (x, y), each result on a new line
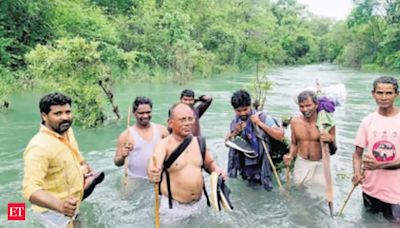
top-left (283, 90), bottom-right (337, 193)
top-left (148, 103), bottom-right (226, 221)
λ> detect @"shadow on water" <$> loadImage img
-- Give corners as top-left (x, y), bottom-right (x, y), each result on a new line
top-left (1, 64), bottom-right (398, 227)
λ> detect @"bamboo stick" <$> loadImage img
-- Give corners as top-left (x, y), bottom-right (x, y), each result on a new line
top-left (320, 140), bottom-right (334, 217)
top-left (124, 106), bottom-right (132, 186)
top-left (152, 157), bottom-right (160, 228)
top-left (285, 166), bottom-right (290, 190)
top-left (261, 140), bottom-right (283, 190)
top-left (63, 161), bottom-right (74, 228)
top-left (338, 184), bottom-right (357, 216)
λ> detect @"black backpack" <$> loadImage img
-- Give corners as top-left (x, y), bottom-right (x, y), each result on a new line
top-left (259, 114), bottom-right (289, 165)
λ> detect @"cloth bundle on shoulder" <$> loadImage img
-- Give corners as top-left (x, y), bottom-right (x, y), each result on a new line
top-left (316, 97), bottom-right (336, 134)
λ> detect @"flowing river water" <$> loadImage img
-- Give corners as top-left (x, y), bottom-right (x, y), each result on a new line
top-left (1, 64), bottom-right (399, 227)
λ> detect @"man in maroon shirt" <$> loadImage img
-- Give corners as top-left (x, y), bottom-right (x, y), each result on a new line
top-left (180, 89), bottom-right (213, 136)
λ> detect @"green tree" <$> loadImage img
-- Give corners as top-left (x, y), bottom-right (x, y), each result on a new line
top-left (333, 0), bottom-right (399, 69)
top-left (0, 67), bottom-right (14, 109)
top-left (26, 37), bottom-right (118, 127)
top-left (90, 0), bottom-right (135, 15)
top-left (0, 0), bottom-right (54, 67)
top-left (51, 0), bottom-right (118, 44)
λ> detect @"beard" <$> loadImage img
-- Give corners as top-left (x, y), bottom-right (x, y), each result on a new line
top-left (302, 110), bottom-right (313, 118)
top-left (56, 120), bottom-right (72, 134)
top-left (240, 115), bottom-right (248, 121)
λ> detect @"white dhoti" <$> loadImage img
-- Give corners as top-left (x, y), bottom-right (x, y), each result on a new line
top-left (293, 156), bottom-right (326, 197)
top-left (159, 195), bottom-right (207, 223)
top-left (34, 210), bottom-right (79, 228)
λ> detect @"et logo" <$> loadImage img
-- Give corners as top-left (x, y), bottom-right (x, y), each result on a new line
top-left (8, 203), bottom-right (25, 221)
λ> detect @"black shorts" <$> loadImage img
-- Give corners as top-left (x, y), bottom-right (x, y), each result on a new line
top-left (363, 192), bottom-right (400, 222)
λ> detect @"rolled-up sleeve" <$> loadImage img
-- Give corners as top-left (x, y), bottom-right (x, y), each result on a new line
top-left (23, 145), bottom-right (48, 200)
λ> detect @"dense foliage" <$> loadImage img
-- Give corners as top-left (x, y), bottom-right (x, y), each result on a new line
top-left (323, 0), bottom-right (400, 70)
top-left (0, 0), bottom-right (398, 125)
top-left (26, 37), bottom-right (118, 127)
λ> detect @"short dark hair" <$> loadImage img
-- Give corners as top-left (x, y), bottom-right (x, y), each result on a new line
top-left (180, 89), bottom-right (195, 99)
top-left (231, 90), bottom-right (251, 109)
top-left (39, 92), bottom-right (72, 114)
top-left (132, 96), bottom-right (152, 112)
top-left (372, 76), bottom-right (398, 93)
top-left (297, 90), bottom-right (318, 104)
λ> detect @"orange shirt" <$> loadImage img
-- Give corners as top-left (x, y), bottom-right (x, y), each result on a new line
top-left (23, 125), bottom-right (84, 212)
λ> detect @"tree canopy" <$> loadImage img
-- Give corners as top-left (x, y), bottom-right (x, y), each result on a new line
top-left (0, 0), bottom-right (398, 125)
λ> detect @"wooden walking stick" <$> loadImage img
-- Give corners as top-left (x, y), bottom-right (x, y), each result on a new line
top-left (338, 184), bottom-right (357, 216)
top-left (317, 110), bottom-right (335, 218)
top-left (63, 161), bottom-right (75, 228)
top-left (261, 140), bottom-right (284, 190)
top-left (338, 169), bottom-right (363, 216)
top-left (124, 107), bottom-right (132, 186)
top-left (253, 122), bottom-right (283, 190)
top-left (320, 140), bottom-right (334, 217)
top-left (285, 165), bottom-right (290, 190)
top-left (152, 157), bottom-right (160, 228)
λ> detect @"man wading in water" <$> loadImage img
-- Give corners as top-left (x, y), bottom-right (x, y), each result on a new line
top-left (23, 92), bottom-right (103, 227)
top-left (283, 90), bottom-right (337, 195)
top-left (353, 76), bottom-right (400, 223)
top-left (148, 103), bottom-right (226, 222)
top-left (114, 96), bottom-right (168, 179)
top-left (179, 89), bottom-right (212, 136)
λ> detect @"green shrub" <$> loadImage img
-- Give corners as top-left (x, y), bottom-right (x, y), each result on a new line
top-left (26, 37), bottom-right (114, 127)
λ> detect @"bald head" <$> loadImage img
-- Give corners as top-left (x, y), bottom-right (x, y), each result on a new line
top-left (168, 103), bottom-right (195, 137)
top-left (169, 103), bottom-right (193, 119)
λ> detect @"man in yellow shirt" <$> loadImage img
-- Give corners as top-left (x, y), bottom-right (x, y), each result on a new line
top-left (22, 92), bottom-right (97, 227)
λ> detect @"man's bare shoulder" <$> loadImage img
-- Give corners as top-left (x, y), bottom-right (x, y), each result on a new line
top-left (158, 135), bottom-right (180, 156)
top-left (116, 128), bottom-right (135, 147)
top-left (291, 115), bottom-right (304, 125)
top-left (155, 123), bottom-right (168, 133)
top-left (117, 128), bottom-right (130, 140)
top-left (158, 134), bottom-right (174, 147)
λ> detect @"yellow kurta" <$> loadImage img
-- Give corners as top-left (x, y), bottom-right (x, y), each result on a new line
top-left (23, 125), bottom-right (84, 212)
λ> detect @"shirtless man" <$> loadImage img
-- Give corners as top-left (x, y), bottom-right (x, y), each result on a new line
top-left (283, 90), bottom-right (337, 192)
top-left (114, 96), bottom-right (168, 179)
top-left (148, 103), bottom-right (226, 220)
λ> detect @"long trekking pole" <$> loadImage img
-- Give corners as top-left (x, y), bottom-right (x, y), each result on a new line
top-left (124, 107), bottom-right (132, 187)
top-left (253, 122), bottom-right (283, 191)
top-left (338, 169), bottom-right (363, 216)
top-left (261, 140), bottom-right (283, 190)
top-left (320, 140), bottom-right (334, 217)
top-left (338, 184), bottom-right (357, 216)
top-left (152, 157), bottom-right (160, 228)
top-left (63, 162), bottom-right (74, 228)
top-left (285, 165), bottom-right (290, 190)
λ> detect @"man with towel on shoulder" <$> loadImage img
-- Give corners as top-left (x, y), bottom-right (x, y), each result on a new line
top-left (283, 90), bottom-right (337, 195)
